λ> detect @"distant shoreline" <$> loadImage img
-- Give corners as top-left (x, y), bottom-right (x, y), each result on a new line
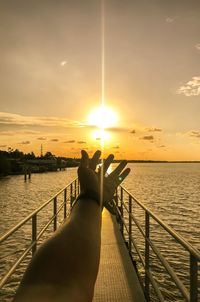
top-left (114, 160), bottom-right (200, 163)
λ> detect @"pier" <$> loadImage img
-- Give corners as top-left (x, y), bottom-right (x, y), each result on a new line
top-left (0, 178), bottom-right (200, 301)
top-left (94, 209), bottom-right (145, 301)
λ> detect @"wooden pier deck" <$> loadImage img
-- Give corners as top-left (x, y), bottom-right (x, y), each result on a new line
top-left (93, 210), bottom-right (146, 302)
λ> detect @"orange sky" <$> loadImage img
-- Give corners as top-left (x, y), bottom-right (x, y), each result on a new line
top-left (0, 0), bottom-right (200, 160)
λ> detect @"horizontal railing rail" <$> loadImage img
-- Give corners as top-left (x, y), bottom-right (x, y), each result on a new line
top-left (0, 178), bottom-right (79, 291)
top-left (114, 185), bottom-right (200, 302)
top-left (1, 179), bottom-right (200, 302)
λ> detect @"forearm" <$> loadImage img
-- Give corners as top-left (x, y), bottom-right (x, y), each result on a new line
top-left (59, 199), bottom-right (102, 284)
top-left (14, 199), bottom-right (102, 302)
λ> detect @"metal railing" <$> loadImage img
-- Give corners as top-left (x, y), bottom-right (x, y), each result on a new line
top-left (0, 178), bottom-right (79, 292)
top-left (1, 179), bottom-right (200, 302)
top-left (114, 185), bottom-right (200, 302)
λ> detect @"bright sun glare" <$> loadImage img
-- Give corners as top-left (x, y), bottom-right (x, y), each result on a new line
top-left (88, 106), bottom-right (117, 129)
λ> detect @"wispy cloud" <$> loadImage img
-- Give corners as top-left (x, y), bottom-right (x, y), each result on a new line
top-left (0, 145), bottom-right (7, 148)
top-left (19, 141), bottom-right (30, 145)
top-left (37, 137), bottom-right (46, 140)
top-left (0, 130), bottom-right (41, 136)
top-left (195, 44), bottom-right (200, 50)
top-left (60, 60), bottom-right (68, 66)
top-left (106, 127), bottom-right (128, 132)
top-left (130, 129), bottom-right (136, 134)
top-left (0, 112), bottom-right (82, 128)
top-left (64, 140), bottom-right (76, 143)
top-left (187, 130), bottom-right (200, 138)
top-left (146, 127), bottom-right (162, 132)
top-left (177, 76), bottom-right (200, 96)
top-left (166, 17), bottom-right (175, 23)
top-left (77, 141), bottom-right (86, 144)
top-left (113, 145), bottom-right (120, 149)
top-left (0, 131), bottom-right (16, 136)
top-left (84, 124), bottom-right (129, 133)
top-left (140, 135), bottom-right (154, 141)
top-left (51, 139), bottom-right (59, 142)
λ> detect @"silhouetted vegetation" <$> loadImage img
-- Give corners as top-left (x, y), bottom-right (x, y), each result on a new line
top-left (0, 149), bottom-right (79, 177)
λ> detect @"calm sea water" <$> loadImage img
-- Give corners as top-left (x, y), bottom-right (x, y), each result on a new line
top-left (0, 163), bottom-right (200, 301)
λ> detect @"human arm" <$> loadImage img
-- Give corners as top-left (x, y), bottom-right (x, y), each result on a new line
top-left (13, 150), bottom-right (130, 302)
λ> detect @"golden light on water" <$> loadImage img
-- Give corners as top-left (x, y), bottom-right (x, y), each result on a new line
top-left (88, 106), bottom-right (118, 129)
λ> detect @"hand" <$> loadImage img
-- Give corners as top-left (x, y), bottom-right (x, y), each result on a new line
top-left (78, 150), bottom-right (130, 210)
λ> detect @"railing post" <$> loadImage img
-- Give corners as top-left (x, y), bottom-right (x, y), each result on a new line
top-left (32, 214), bottom-right (37, 256)
top-left (74, 179), bottom-right (77, 199)
top-left (115, 188), bottom-right (118, 207)
top-left (190, 254), bottom-right (198, 302)
top-left (77, 179), bottom-right (80, 194)
top-left (128, 195), bottom-right (132, 255)
top-left (53, 197), bottom-right (57, 231)
top-left (120, 187), bottom-right (124, 236)
top-left (70, 183), bottom-right (73, 208)
top-left (145, 211), bottom-right (150, 301)
top-left (64, 188), bottom-right (67, 219)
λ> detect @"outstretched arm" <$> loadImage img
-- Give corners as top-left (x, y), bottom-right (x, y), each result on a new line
top-left (14, 150), bottom-right (130, 302)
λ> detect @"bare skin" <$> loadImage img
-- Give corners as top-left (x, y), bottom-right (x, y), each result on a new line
top-left (13, 150), bottom-right (130, 302)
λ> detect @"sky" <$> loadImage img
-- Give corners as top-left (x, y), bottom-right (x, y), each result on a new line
top-left (0, 0), bottom-right (200, 160)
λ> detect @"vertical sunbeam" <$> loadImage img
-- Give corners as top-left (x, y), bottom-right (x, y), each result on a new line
top-left (100, 0), bottom-right (105, 207)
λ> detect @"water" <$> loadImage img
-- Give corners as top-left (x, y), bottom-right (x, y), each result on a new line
top-left (0, 163), bottom-right (200, 301)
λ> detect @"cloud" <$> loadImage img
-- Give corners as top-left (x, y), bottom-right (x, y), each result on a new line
top-left (195, 44), bottom-right (200, 50)
top-left (0, 130), bottom-right (41, 136)
top-left (51, 139), bottom-right (59, 142)
top-left (64, 140), bottom-right (76, 143)
top-left (140, 135), bottom-right (154, 141)
top-left (0, 145), bottom-right (7, 148)
top-left (84, 124), bottom-right (129, 133)
top-left (60, 60), bottom-right (68, 66)
top-left (130, 129), bottom-right (136, 134)
top-left (37, 137), bottom-right (46, 140)
top-left (0, 131), bottom-right (16, 136)
top-left (19, 141), bottom-right (30, 145)
top-left (177, 76), bottom-right (200, 96)
top-left (146, 127), bottom-right (162, 132)
top-left (96, 137), bottom-right (101, 140)
top-left (166, 17), bottom-right (175, 23)
top-left (113, 145), bottom-right (120, 149)
top-left (0, 112), bottom-right (82, 128)
top-left (158, 145), bottom-right (166, 148)
top-left (77, 141), bottom-right (86, 144)
top-left (106, 127), bottom-right (128, 132)
top-left (188, 130), bottom-right (200, 138)
top-left (23, 130), bottom-right (40, 134)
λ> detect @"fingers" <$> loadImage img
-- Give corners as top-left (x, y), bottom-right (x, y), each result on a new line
top-left (89, 150), bottom-right (101, 170)
top-left (109, 160), bottom-right (127, 178)
top-left (100, 154), bottom-right (114, 175)
top-left (116, 168), bottom-right (130, 185)
top-left (80, 150), bottom-right (89, 167)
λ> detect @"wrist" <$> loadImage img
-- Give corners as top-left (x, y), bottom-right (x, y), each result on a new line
top-left (73, 190), bottom-right (101, 207)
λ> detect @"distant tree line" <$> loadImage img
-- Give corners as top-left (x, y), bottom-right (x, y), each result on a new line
top-left (0, 149), bottom-right (78, 176)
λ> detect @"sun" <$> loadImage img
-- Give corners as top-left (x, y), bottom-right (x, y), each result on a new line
top-left (88, 106), bottom-right (117, 129)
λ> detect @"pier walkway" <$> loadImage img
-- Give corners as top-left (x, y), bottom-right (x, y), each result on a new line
top-left (93, 209), bottom-right (145, 302)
